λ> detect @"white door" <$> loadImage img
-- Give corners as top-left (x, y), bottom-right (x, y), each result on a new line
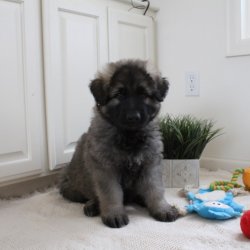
top-left (42, 0), bottom-right (108, 169)
top-left (0, 0), bottom-right (46, 181)
top-left (108, 8), bottom-right (156, 63)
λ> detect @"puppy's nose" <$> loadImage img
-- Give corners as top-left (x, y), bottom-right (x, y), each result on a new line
top-left (126, 112), bottom-right (141, 123)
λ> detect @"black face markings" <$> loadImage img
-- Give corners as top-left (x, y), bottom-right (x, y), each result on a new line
top-left (109, 65), bottom-right (156, 100)
top-left (99, 65), bottom-right (162, 130)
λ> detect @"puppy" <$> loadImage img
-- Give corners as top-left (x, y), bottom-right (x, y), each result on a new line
top-left (60, 59), bottom-right (180, 228)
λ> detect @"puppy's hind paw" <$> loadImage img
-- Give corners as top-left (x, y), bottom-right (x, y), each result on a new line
top-left (83, 199), bottom-right (100, 217)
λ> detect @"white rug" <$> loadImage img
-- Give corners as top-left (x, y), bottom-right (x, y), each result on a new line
top-left (0, 168), bottom-right (249, 250)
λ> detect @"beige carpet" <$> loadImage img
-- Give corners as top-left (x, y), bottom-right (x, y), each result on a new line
top-left (0, 168), bottom-right (249, 250)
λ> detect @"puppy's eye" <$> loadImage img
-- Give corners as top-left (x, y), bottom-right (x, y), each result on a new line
top-left (141, 92), bottom-right (149, 98)
top-left (138, 90), bottom-right (151, 98)
top-left (113, 88), bottom-right (126, 98)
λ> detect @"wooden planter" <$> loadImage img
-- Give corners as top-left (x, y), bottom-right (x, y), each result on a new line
top-left (162, 159), bottom-right (200, 188)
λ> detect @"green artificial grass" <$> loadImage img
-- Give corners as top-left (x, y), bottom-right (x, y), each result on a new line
top-left (159, 115), bottom-right (222, 159)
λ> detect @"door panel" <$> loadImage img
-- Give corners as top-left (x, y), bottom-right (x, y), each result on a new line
top-left (0, 0), bottom-right (46, 180)
top-left (108, 8), bottom-right (155, 63)
top-left (42, 0), bottom-right (108, 169)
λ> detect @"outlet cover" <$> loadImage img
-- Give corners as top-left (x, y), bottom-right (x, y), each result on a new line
top-left (185, 72), bottom-right (200, 96)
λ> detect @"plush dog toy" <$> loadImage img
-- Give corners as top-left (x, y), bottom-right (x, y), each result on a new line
top-left (186, 189), bottom-right (244, 220)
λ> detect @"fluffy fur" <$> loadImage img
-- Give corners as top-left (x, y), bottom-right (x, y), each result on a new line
top-left (60, 59), bottom-right (180, 228)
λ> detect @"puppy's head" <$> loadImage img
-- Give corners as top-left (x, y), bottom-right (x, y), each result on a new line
top-left (90, 60), bottom-right (169, 131)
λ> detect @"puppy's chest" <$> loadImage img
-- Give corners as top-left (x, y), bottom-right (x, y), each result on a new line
top-left (114, 131), bottom-right (147, 153)
top-left (119, 157), bottom-right (144, 188)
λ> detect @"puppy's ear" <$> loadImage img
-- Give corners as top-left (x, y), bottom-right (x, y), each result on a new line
top-left (89, 78), bottom-right (109, 106)
top-left (154, 77), bottom-right (169, 102)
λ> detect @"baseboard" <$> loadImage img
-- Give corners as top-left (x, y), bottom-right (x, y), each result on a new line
top-left (1, 157), bottom-right (249, 198)
top-left (0, 170), bottom-right (61, 199)
top-left (200, 157), bottom-right (250, 172)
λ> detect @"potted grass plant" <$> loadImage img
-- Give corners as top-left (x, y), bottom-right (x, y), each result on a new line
top-left (159, 114), bottom-right (222, 188)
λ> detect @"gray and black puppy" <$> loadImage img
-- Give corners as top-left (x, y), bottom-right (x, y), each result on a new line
top-left (60, 59), bottom-right (180, 228)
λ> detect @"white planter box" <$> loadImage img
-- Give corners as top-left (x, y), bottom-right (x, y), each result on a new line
top-left (162, 159), bottom-right (200, 188)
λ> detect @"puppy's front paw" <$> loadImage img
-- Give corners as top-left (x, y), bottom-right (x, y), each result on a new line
top-left (102, 213), bottom-right (129, 228)
top-left (152, 205), bottom-right (180, 222)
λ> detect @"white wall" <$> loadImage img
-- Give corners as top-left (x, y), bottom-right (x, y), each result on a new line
top-left (151, 0), bottom-right (250, 170)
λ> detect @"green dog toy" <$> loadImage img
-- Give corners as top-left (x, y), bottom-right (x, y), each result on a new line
top-left (210, 169), bottom-right (243, 191)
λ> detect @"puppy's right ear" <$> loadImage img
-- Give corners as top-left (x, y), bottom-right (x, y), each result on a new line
top-left (154, 77), bottom-right (169, 102)
top-left (89, 79), bottom-right (109, 106)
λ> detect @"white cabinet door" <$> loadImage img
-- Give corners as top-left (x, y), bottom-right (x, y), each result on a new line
top-left (108, 8), bottom-right (156, 63)
top-left (42, 0), bottom-right (108, 169)
top-left (0, 0), bottom-right (46, 181)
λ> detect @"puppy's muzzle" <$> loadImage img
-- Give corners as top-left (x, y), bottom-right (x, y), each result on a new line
top-left (126, 111), bottom-right (141, 124)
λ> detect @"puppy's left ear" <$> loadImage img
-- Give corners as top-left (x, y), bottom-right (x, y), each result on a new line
top-left (154, 77), bottom-right (169, 102)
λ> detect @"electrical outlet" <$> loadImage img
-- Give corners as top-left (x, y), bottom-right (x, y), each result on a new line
top-left (185, 72), bottom-right (200, 96)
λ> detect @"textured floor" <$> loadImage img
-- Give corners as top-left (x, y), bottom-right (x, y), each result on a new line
top-left (0, 168), bottom-right (249, 250)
